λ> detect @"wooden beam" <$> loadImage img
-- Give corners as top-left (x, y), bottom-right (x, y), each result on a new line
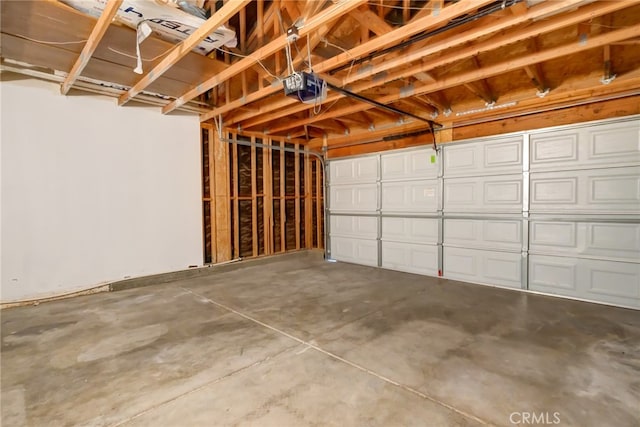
top-left (452, 95), bottom-right (640, 141)
top-left (350, 5), bottom-right (394, 36)
top-left (304, 152), bottom-right (313, 248)
top-left (343, 0), bottom-right (588, 86)
top-left (231, 0), bottom-right (594, 129)
top-left (166, 0), bottom-right (368, 114)
top-left (232, 133), bottom-right (240, 259)
top-left (239, 6), bottom-right (247, 51)
top-left (263, 138), bottom-right (272, 255)
top-left (251, 136), bottom-right (258, 257)
top-left (294, 143), bottom-right (301, 250)
top-left (291, 21), bottom-right (339, 70)
top-left (263, 6), bottom-right (640, 135)
top-left (314, 120), bottom-right (428, 149)
top-left (119, 0), bottom-right (249, 105)
top-left (201, 0), bottom-right (494, 122)
top-left (204, 123), bottom-right (216, 263)
top-left (523, 38), bottom-right (549, 93)
top-left (509, 1), bottom-right (529, 16)
top-left (326, 72), bottom-right (640, 153)
top-left (403, 0), bottom-right (410, 24)
top-left (603, 44), bottom-right (613, 81)
top-left (246, 1), bottom-right (276, 51)
top-left (410, 0), bottom-right (438, 23)
top-left (61, 0), bottom-right (123, 95)
top-left (327, 133), bottom-right (431, 158)
top-left (213, 126), bottom-right (231, 262)
top-left (280, 140), bottom-right (286, 251)
top-left (464, 57), bottom-right (495, 103)
top-left (300, 0), bottom-right (327, 23)
top-left (327, 96), bottom-right (640, 158)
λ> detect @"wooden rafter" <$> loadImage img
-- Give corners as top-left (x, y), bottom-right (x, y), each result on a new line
top-left (410, 0), bottom-right (439, 23)
top-left (300, 0), bottom-right (328, 24)
top-left (201, 0), bottom-right (496, 123)
top-left (262, 24), bottom-right (640, 135)
top-left (311, 119), bottom-right (428, 148)
top-left (344, 0), bottom-right (588, 85)
top-left (463, 57), bottom-right (495, 104)
top-left (61, 0), bottom-right (123, 95)
top-left (523, 38), bottom-right (549, 93)
top-left (118, 0), bottom-right (249, 106)
top-left (418, 93), bottom-right (451, 114)
top-left (231, 0), bottom-right (589, 128)
top-left (603, 44), bottom-right (614, 81)
top-left (235, 0), bottom-right (632, 131)
top-left (164, 0), bottom-right (368, 115)
top-left (350, 5), bottom-right (394, 36)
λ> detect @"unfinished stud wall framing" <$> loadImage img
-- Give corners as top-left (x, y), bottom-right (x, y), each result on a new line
top-left (201, 124), bottom-right (324, 263)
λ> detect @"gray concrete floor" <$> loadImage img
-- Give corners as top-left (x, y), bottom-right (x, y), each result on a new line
top-left (2, 251), bottom-right (639, 427)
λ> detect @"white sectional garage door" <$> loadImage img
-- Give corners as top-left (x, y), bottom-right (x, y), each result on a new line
top-left (442, 135), bottom-right (525, 289)
top-left (329, 156), bottom-right (379, 266)
top-left (327, 116), bottom-right (640, 309)
top-left (380, 149), bottom-right (439, 276)
top-left (528, 120), bottom-right (640, 308)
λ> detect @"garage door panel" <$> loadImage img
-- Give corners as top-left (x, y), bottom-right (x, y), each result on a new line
top-left (529, 255), bottom-right (640, 308)
top-left (444, 174), bottom-right (522, 213)
top-left (381, 149), bottom-right (437, 180)
top-left (330, 216), bottom-right (378, 239)
top-left (330, 157), bottom-right (379, 184)
top-left (485, 140), bottom-right (522, 169)
top-left (330, 184), bottom-right (378, 212)
top-left (330, 236), bottom-right (378, 266)
top-left (381, 217), bottom-right (438, 244)
top-left (484, 221), bottom-right (521, 246)
top-left (484, 181), bottom-right (521, 204)
top-left (529, 257), bottom-right (577, 290)
top-left (531, 133), bottom-right (579, 166)
top-left (381, 180), bottom-right (438, 213)
top-left (589, 123), bottom-right (640, 162)
top-left (444, 136), bottom-right (522, 177)
top-left (382, 242), bottom-right (438, 276)
top-left (444, 219), bottom-right (522, 251)
top-left (529, 221), bottom-right (640, 261)
top-left (444, 247), bottom-right (522, 289)
top-left (530, 120), bottom-right (640, 171)
top-left (589, 174), bottom-right (640, 204)
top-left (530, 167), bottom-right (640, 213)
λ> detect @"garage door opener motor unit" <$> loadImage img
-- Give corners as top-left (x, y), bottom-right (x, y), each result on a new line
top-left (283, 72), bottom-right (327, 104)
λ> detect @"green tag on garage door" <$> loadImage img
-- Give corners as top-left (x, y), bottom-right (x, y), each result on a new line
top-left (430, 155), bottom-right (436, 163)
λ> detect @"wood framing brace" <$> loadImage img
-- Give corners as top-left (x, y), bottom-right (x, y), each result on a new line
top-left (118, 0), bottom-right (250, 106)
top-left (164, 0), bottom-right (368, 114)
top-left (60, 0), bottom-right (123, 95)
top-left (205, 130), bottom-right (324, 262)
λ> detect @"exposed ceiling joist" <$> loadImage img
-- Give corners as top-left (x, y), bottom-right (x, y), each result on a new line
top-left (234, 0), bottom-right (592, 129)
top-left (464, 57), bottom-right (495, 104)
top-left (259, 23), bottom-right (640, 134)
top-left (118, 0), bottom-right (250, 106)
top-left (409, 0), bottom-right (439, 23)
top-left (164, 0), bottom-right (368, 115)
top-left (343, 0), bottom-right (591, 85)
top-left (202, 0), bottom-right (497, 123)
top-left (350, 5), bottom-right (394, 36)
top-left (239, 0), bottom-right (634, 132)
top-left (60, 0), bottom-right (123, 95)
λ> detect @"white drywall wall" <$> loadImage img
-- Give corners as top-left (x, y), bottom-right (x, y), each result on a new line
top-left (1, 78), bottom-right (203, 302)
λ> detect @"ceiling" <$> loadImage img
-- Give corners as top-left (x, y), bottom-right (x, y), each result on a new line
top-left (2, 0), bottom-right (639, 151)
